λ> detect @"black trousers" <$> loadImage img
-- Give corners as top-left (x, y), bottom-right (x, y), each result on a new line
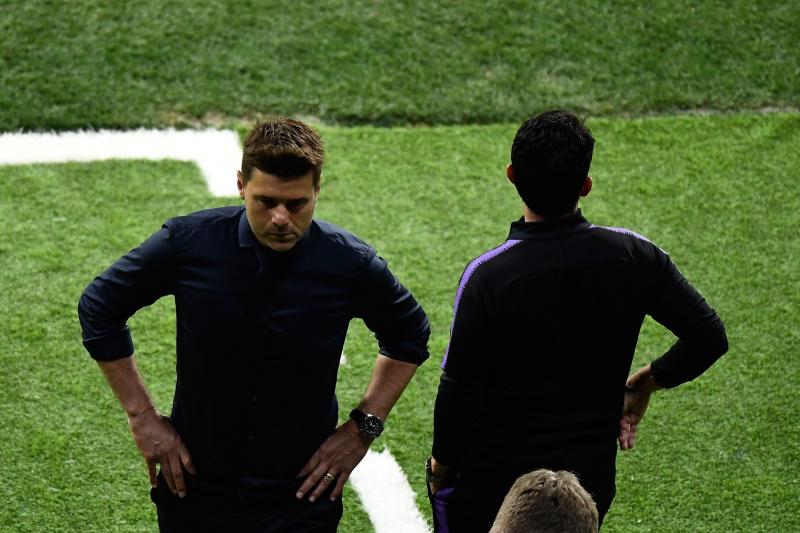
top-left (151, 473), bottom-right (343, 533)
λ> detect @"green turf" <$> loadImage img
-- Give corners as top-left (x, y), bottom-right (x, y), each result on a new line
top-left (1, 0), bottom-right (798, 131)
top-left (1, 113), bottom-right (798, 531)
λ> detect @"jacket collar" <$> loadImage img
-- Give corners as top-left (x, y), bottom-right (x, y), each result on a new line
top-left (507, 209), bottom-right (591, 241)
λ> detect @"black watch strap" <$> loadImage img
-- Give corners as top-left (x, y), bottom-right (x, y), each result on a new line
top-left (349, 408), bottom-right (384, 438)
top-left (349, 408), bottom-right (366, 424)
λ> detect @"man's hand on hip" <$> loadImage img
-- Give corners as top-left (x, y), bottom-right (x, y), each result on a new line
top-left (618, 388), bottom-right (650, 451)
top-left (427, 456), bottom-right (452, 496)
top-left (296, 420), bottom-right (371, 503)
top-left (618, 363), bottom-right (662, 451)
top-left (128, 408), bottom-right (196, 497)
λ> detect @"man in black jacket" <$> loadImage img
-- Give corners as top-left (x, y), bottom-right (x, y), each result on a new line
top-left (427, 110), bottom-right (728, 531)
top-left (79, 118), bottom-right (430, 532)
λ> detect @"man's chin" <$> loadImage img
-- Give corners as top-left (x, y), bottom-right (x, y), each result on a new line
top-left (264, 239), bottom-right (296, 252)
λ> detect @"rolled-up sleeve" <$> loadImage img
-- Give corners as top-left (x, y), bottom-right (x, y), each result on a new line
top-left (356, 252), bottom-right (430, 365)
top-left (78, 225), bottom-right (176, 361)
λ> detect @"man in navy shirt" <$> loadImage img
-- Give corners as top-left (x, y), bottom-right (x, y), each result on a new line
top-left (79, 118), bottom-right (430, 532)
top-left (427, 110), bottom-right (728, 531)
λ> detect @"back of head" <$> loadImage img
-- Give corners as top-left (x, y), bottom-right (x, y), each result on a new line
top-left (510, 110), bottom-right (595, 218)
top-left (490, 469), bottom-right (599, 533)
top-left (241, 117), bottom-right (325, 185)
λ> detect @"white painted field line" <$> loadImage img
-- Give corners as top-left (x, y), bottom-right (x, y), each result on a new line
top-left (0, 129), bottom-right (242, 197)
top-left (350, 448), bottom-right (432, 533)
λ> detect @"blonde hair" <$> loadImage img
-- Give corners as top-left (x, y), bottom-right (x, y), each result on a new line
top-left (490, 469), bottom-right (598, 533)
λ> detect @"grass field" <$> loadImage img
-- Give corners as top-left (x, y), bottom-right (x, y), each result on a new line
top-left (2, 0), bottom-right (799, 130)
top-left (1, 114), bottom-right (799, 532)
top-left (2, 0), bottom-right (800, 531)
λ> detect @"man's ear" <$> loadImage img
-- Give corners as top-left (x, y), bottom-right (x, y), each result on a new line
top-left (237, 170), bottom-right (245, 200)
top-left (580, 176), bottom-right (593, 197)
top-left (506, 163), bottom-right (515, 184)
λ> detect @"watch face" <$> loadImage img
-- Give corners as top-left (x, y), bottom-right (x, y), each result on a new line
top-left (362, 415), bottom-right (384, 437)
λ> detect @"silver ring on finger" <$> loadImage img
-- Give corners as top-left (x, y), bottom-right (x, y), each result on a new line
top-left (323, 472), bottom-right (336, 482)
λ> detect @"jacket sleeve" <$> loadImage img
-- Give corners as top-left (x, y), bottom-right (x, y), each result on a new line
top-left (356, 252), bottom-right (430, 365)
top-left (432, 268), bottom-right (491, 466)
top-left (78, 225), bottom-right (176, 361)
top-left (646, 247), bottom-right (728, 388)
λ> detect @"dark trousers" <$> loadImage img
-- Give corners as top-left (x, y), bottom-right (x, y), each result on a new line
top-left (151, 473), bottom-right (343, 533)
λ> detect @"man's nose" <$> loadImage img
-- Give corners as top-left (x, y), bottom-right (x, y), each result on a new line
top-left (271, 205), bottom-right (289, 226)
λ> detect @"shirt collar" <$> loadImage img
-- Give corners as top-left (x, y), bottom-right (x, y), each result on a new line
top-left (237, 208), bottom-right (318, 257)
top-left (507, 209), bottom-right (591, 241)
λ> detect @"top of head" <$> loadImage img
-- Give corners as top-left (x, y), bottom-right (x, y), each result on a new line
top-left (241, 117), bottom-right (325, 186)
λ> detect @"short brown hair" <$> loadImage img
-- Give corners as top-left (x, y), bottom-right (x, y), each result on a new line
top-left (490, 469), bottom-right (598, 533)
top-left (241, 118), bottom-right (324, 186)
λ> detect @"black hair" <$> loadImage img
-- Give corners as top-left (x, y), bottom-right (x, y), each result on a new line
top-left (510, 110), bottom-right (594, 218)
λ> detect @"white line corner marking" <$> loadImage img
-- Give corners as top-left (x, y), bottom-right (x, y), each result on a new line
top-left (0, 129), bottom-right (242, 197)
top-left (350, 448), bottom-right (432, 533)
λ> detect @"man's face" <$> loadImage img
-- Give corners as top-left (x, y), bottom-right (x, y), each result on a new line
top-left (237, 168), bottom-right (319, 252)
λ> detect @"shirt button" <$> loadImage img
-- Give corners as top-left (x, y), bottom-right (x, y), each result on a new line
top-left (248, 435), bottom-right (255, 441)
top-left (250, 395), bottom-right (258, 403)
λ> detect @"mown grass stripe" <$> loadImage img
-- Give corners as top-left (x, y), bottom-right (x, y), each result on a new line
top-left (1, 1), bottom-right (798, 130)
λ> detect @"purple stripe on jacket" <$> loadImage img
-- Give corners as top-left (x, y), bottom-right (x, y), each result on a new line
top-left (589, 224), bottom-right (652, 244)
top-left (442, 239), bottom-right (522, 368)
top-left (590, 224), bottom-right (669, 254)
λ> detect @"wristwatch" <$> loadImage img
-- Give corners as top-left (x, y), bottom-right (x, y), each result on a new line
top-left (425, 457), bottom-right (446, 485)
top-left (349, 408), bottom-right (384, 438)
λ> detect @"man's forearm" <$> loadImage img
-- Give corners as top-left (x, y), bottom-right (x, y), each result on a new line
top-left (357, 354), bottom-right (418, 420)
top-left (650, 325), bottom-right (728, 388)
top-left (294, 354), bottom-right (419, 502)
top-left (98, 355), bottom-right (194, 495)
top-left (97, 355), bottom-right (156, 417)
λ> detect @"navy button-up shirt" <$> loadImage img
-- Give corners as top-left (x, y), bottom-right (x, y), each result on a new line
top-left (79, 206), bottom-right (430, 479)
